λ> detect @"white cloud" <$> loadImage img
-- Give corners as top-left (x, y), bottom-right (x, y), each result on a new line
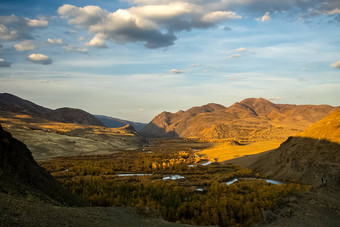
top-left (63, 45), bottom-right (88, 53)
top-left (58, 3), bottom-right (241, 49)
top-left (0, 15), bottom-right (48, 41)
top-left (228, 53), bottom-right (240, 59)
top-left (268, 96), bottom-right (281, 101)
top-left (86, 35), bottom-right (107, 48)
top-left (27, 53), bottom-right (52, 65)
top-left (256, 12), bottom-right (271, 22)
top-left (330, 60), bottom-right (340, 69)
top-left (46, 38), bottom-right (63, 44)
top-left (170, 69), bottom-right (186, 74)
top-left (78, 36), bottom-right (85, 41)
top-left (14, 40), bottom-right (35, 51)
top-left (25, 17), bottom-right (48, 27)
top-left (302, 67), bottom-right (309, 71)
top-left (236, 47), bottom-right (246, 52)
top-left (201, 11), bottom-right (241, 23)
top-left (0, 58), bottom-right (11, 67)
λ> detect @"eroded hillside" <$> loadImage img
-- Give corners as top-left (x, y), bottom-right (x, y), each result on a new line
top-left (140, 98), bottom-right (338, 142)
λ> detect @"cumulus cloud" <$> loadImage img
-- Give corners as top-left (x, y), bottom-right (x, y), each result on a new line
top-left (14, 40), bottom-right (35, 51)
top-left (0, 15), bottom-right (48, 41)
top-left (170, 69), bottom-right (186, 74)
top-left (330, 60), bottom-right (340, 69)
top-left (236, 47), bottom-right (246, 52)
top-left (58, 3), bottom-right (241, 49)
top-left (0, 58), bottom-right (11, 67)
top-left (256, 12), bottom-right (271, 22)
top-left (46, 38), bottom-right (63, 44)
top-left (27, 53), bottom-right (52, 65)
top-left (86, 35), bottom-right (107, 48)
top-left (26, 17), bottom-right (48, 27)
top-left (228, 53), bottom-right (240, 59)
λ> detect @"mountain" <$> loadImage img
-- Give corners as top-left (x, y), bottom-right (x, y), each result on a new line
top-left (0, 92), bottom-right (51, 116)
top-left (140, 98), bottom-right (338, 142)
top-left (0, 123), bottom-right (81, 205)
top-left (45, 107), bottom-right (104, 126)
top-left (0, 93), bottom-right (103, 126)
top-left (230, 109), bottom-right (340, 189)
top-left (95, 115), bottom-right (146, 131)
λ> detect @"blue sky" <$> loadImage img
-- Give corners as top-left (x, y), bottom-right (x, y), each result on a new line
top-left (0, 0), bottom-right (339, 122)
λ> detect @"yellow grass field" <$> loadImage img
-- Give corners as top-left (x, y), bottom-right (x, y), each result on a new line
top-left (200, 140), bottom-right (285, 162)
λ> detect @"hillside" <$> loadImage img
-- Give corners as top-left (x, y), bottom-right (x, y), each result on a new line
top-left (0, 93), bottom-right (51, 116)
top-left (229, 109), bottom-right (340, 189)
top-left (140, 98), bottom-right (338, 142)
top-left (0, 93), bottom-right (103, 127)
top-left (95, 115), bottom-right (146, 131)
top-left (0, 113), bottom-right (146, 161)
top-left (0, 124), bottom-right (81, 206)
top-left (45, 107), bottom-right (104, 127)
top-left (0, 123), bottom-right (183, 226)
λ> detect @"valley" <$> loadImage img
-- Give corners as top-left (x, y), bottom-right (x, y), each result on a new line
top-left (0, 93), bottom-right (339, 226)
top-left (39, 139), bottom-right (310, 226)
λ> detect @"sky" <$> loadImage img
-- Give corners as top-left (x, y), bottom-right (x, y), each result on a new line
top-left (0, 0), bottom-right (339, 123)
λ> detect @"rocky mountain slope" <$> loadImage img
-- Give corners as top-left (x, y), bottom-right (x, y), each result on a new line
top-left (230, 109), bottom-right (340, 189)
top-left (0, 123), bottom-right (81, 206)
top-left (141, 98), bottom-right (338, 142)
top-left (95, 115), bottom-right (146, 131)
top-left (0, 93), bottom-right (103, 127)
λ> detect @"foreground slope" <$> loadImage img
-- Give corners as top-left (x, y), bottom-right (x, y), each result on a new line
top-left (0, 124), bottom-right (80, 206)
top-left (0, 124), bottom-right (183, 227)
top-left (230, 109), bottom-right (340, 189)
top-left (140, 98), bottom-right (338, 142)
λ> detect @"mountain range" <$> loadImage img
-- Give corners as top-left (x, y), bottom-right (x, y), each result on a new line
top-left (0, 93), bottom-right (145, 129)
top-left (95, 115), bottom-right (146, 131)
top-left (140, 98), bottom-right (339, 142)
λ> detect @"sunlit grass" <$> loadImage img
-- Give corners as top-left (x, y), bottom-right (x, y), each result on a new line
top-left (200, 140), bottom-right (285, 162)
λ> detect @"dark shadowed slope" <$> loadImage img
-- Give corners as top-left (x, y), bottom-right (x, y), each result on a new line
top-left (229, 109), bottom-right (340, 189)
top-left (0, 123), bottom-right (81, 206)
top-left (0, 93), bottom-right (51, 116)
top-left (45, 107), bottom-right (104, 126)
top-left (141, 98), bottom-right (338, 141)
top-left (95, 114), bottom-right (146, 131)
top-left (0, 93), bottom-right (103, 126)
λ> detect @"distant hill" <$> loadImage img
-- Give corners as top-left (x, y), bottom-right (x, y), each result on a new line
top-left (0, 123), bottom-right (81, 206)
top-left (95, 115), bottom-right (146, 131)
top-left (0, 93), bottom-right (51, 116)
top-left (140, 98), bottom-right (339, 142)
top-left (230, 109), bottom-right (340, 189)
top-left (45, 107), bottom-right (104, 127)
top-left (0, 93), bottom-right (103, 127)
